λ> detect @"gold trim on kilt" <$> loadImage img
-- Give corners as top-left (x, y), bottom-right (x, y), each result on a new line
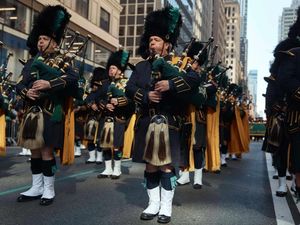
top-left (205, 94), bottom-right (221, 172)
top-left (228, 105), bottom-right (250, 154)
top-left (0, 110), bottom-right (6, 156)
top-left (61, 97), bottom-right (75, 165)
top-left (122, 113), bottom-right (136, 158)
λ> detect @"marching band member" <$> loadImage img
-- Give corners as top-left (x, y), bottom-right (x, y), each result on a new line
top-left (84, 67), bottom-right (108, 163)
top-left (97, 50), bottom-right (132, 179)
top-left (276, 6), bottom-right (300, 202)
top-left (125, 6), bottom-right (198, 223)
top-left (176, 41), bottom-right (210, 188)
top-left (16, 5), bottom-right (78, 206)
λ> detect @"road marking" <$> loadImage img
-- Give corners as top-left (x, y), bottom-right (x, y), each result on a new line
top-left (265, 152), bottom-right (295, 225)
top-left (0, 169), bottom-right (97, 197)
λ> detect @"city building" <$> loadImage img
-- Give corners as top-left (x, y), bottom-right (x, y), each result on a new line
top-left (278, 0), bottom-right (300, 41)
top-left (212, 0), bottom-right (226, 64)
top-left (0, 0), bottom-right (122, 81)
top-left (224, 0), bottom-right (242, 84)
top-left (248, 69), bottom-right (257, 115)
top-left (199, 0), bottom-right (213, 42)
top-left (119, 0), bottom-right (197, 63)
top-left (238, 0), bottom-right (248, 93)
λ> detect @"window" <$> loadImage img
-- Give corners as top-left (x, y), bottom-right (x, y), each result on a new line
top-left (120, 16), bottom-right (126, 25)
top-left (0, 0), bottom-right (28, 33)
top-left (137, 4), bottom-right (144, 14)
top-left (100, 8), bottom-right (110, 32)
top-left (136, 26), bottom-right (143, 35)
top-left (128, 16), bottom-right (135, 24)
top-left (136, 37), bottom-right (141, 44)
top-left (127, 37), bottom-right (134, 46)
top-left (128, 5), bottom-right (135, 14)
top-left (120, 38), bottom-right (125, 46)
top-left (128, 0), bottom-right (136, 3)
top-left (75, 0), bottom-right (89, 19)
top-left (94, 44), bottom-right (111, 66)
top-left (128, 26), bottom-right (134, 36)
top-left (137, 16), bottom-right (144, 24)
top-left (119, 26), bottom-right (125, 36)
top-left (147, 4), bottom-right (153, 14)
top-left (121, 6), bottom-right (126, 15)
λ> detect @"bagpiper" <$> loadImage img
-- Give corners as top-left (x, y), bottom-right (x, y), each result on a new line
top-left (276, 6), bottom-right (300, 202)
top-left (97, 49), bottom-right (133, 179)
top-left (125, 6), bottom-right (200, 223)
top-left (16, 5), bottom-right (78, 206)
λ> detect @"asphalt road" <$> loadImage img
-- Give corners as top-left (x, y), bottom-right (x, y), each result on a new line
top-left (0, 142), bottom-right (295, 225)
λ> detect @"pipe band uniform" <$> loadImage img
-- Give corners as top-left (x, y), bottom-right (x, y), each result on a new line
top-left (97, 49), bottom-right (133, 179)
top-left (16, 5), bottom-right (80, 206)
top-left (125, 6), bottom-right (204, 223)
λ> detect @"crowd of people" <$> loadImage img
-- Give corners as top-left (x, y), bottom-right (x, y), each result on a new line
top-left (0, 4), bottom-right (254, 223)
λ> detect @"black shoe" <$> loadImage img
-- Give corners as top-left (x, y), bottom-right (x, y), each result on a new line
top-left (140, 212), bottom-right (157, 220)
top-left (193, 184), bottom-right (202, 189)
top-left (286, 175), bottom-right (293, 181)
top-left (40, 198), bottom-right (54, 206)
top-left (97, 174), bottom-right (111, 178)
top-left (157, 215), bottom-right (171, 224)
top-left (214, 170), bottom-right (221, 174)
top-left (176, 181), bottom-right (190, 186)
top-left (96, 161), bottom-right (103, 165)
top-left (17, 194), bottom-right (42, 202)
top-left (273, 175), bottom-right (278, 179)
top-left (111, 175), bottom-right (120, 179)
top-left (221, 163), bottom-right (227, 167)
top-left (276, 191), bottom-right (287, 197)
top-left (85, 161), bottom-right (96, 164)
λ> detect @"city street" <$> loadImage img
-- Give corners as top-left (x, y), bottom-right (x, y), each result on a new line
top-left (0, 142), bottom-right (299, 225)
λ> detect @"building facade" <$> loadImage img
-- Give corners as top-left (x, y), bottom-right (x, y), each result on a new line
top-left (212, 0), bottom-right (226, 64)
top-left (278, 0), bottom-right (300, 41)
top-left (248, 69), bottom-right (258, 116)
top-left (0, 0), bottom-right (122, 81)
top-left (238, 0), bottom-right (248, 93)
top-left (199, 0), bottom-right (213, 42)
top-left (224, 0), bottom-right (242, 84)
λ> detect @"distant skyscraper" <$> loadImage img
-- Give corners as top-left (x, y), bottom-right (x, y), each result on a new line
top-left (238, 0), bottom-right (248, 94)
top-left (165, 0), bottom-right (194, 51)
top-left (212, 0), bottom-right (226, 64)
top-left (224, 0), bottom-right (242, 84)
top-left (279, 0), bottom-right (300, 41)
top-left (199, 0), bottom-right (213, 42)
top-left (119, 0), bottom-right (194, 63)
top-left (248, 70), bottom-right (258, 114)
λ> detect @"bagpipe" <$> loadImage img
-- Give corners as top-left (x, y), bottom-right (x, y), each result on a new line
top-left (99, 75), bottom-right (131, 148)
top-left (149, 37), bottom-right (215, 108)
top-left (19, 30), bottom-right (92, 150)
top-left (30, 31), bottom-right (91, 86)
top-left (0, 50), bottom-right (16, 113)
top-left (143, 38), bottom-right (214, 166)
